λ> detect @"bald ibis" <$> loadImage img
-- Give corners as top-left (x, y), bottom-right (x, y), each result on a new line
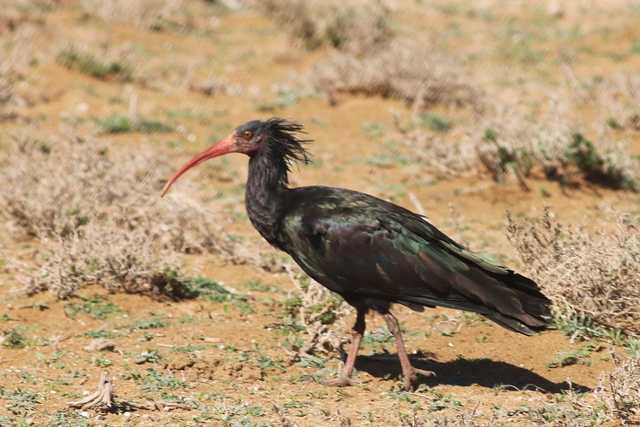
top-left (162, 118), bottom-right (551, 390)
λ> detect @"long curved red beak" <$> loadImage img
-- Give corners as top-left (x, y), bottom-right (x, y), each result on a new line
top-left (161, 134), bottom-right (236, 197)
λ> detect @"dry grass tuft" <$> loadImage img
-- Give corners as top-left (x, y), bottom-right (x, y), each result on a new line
top-left (506, 208), bottom-right (640, 335)
top-left (522, 353), bottom-right (640, 426)
top-left (0, 74), bottom-right (13, 108)
top-left (311, 39), bottom-right (480, 110)
top-left (570, 72), bottom-right (640, 131)
top-left (0, 24), bottom-right (44, 110)
top-left (79, 0), bottom-right (206, 32)
top-left (475, 101), bottom-right (639, 191)
top-left (258, 0), bottom-right (392, 53)
top-left (594, 353), bottom-right (640, 425)
top-left (0, 131), bottom-right (235, 298)
top-left (21, 226), bottom-right (180, 299)
top-left (390, 114), bottom-right (480, 180)
top-left (282, 264), bottom-right (350, 361)
top-left (395, 352), bottom-right (639, 425)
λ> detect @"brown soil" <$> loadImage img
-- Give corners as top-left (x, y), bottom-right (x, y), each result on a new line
top-left (1, 1), bottom-right (639, 426)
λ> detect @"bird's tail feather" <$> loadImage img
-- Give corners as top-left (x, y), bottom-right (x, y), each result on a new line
top-left (397, 270), bottom-right (552, 336)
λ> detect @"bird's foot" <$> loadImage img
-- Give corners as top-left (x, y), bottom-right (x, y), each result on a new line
top-left (324, 376), bottom-right (355, 387)
top-left (403, 368), bottom-right (436, 391)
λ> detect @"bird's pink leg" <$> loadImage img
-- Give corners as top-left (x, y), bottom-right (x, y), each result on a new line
top-left (326, 308), bottom-right (366, 387)
top-left (383, 312), bottom-right (436, 391)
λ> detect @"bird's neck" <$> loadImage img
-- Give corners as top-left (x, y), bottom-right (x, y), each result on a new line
top-left (245, 152), bottom-right (289, 247)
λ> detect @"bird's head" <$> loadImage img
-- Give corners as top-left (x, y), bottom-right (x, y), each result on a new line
top-left (161, 118), bottom-right (311, 196)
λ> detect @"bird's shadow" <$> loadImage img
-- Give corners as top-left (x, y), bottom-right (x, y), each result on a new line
top-left (352, 353), bottom-right (591, 393)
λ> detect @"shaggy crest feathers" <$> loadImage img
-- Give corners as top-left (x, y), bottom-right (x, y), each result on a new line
top-left (262, 118), bottom-right (312, 179)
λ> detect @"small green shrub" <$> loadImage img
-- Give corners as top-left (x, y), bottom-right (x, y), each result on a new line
top-left (567, 133), bottom-right (638, 191)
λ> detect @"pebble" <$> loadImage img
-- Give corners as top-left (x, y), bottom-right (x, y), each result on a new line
top-left (83, 339), bottom-right (116, 352)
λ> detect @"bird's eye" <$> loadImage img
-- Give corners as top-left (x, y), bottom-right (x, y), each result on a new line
top-left (242, 130), bottom-right (253, 140)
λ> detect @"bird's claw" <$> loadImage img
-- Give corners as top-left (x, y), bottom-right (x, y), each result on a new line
top-left (404, 368), bottom-right (436, 391)
top-left (324, 376), bottom-right (355, 387)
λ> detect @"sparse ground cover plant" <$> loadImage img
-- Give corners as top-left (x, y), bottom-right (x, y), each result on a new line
top-left (0, 22), bottom-right (50, 110)
top-left (258, 0), bottom-right (392, 53)
top-left (475, 104), bottom-right (639, 191)
top-left (572, 73), bottom-right (640, 132)
top-left (507, 208), bottom-right (640, 336)
top-left (278, 265), bottom-right (349, 362)
top-left (0, 387), bottom-right (43, 417)
top-left (0, 73), bottom-right (16, 108)
top-left (57, 45), bottom-right (132, 81)
top-left (63, 295), bottom-right (122, 320)
top-left (97, 114), bottom-right (174, 134)
top-left (0, 1), bottom-right (640, 425)
top-left (388, 113), bottom-right (479, 181)
top-left (595, 353), bottom-right (640, 425)
top-left (311, 39), bottom-right (480, 110)
top-left (78, 0), bottom-right (228, 33)
top-left (1, 327), bottom-right (28, 349)
top-left (522, 353), bottom-right (640, 426)
top-left (0, 131), bottom-right (237, 298)
top-left (547, 343), bottom-right (604, 368)
top-left (386, 99), bottom-right (639, 190)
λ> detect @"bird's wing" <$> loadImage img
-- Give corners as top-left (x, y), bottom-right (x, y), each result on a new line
top-left (281, 187), bottom-right (550, 334)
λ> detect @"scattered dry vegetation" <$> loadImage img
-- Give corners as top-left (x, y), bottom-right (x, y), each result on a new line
top-left (0, 22), bottom-right (47, 111)
top-left (281, 265), bottom-right (350, 362)
top-left (475, 101), bottom-right (639, 191)
top-left (56, 45), bottom-right (133, 81)
top-left (311, 39), bottom-right (480, 110)
top-left (594, 353), bottom-right (640, 425)
top-left (389, 113), bottom-right (482, 181)
top-left (385, 98), bottom-right (639, 190)
top-left (259, 1), bottom-right (639, 189)
top-left (259, 1), bottom-right (478, 110)
top-left (258, 0), bottom-right (392, 53)
top-left (0, 131), bottom-right (236, 298)
top-left (1, 0), bottom-right (640, 425)
top-left (522, 353), bottom-right (640, 426)
top-left (507, 208), bottom-right (640, 336)
top-left (385, 352), bottom-right (639, 426)
top-left (78, 0), bottom-right (227, 33)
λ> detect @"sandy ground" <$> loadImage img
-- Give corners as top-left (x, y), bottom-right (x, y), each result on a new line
top-left (1, 1), bottom-right (639, 425)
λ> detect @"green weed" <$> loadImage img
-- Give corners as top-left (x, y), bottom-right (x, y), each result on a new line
top-left (547, 343), bottom-right (604, 368)
top-left (63, 296), bottom-right (122, 320)
top-left (418, 113), bottom-right (452, 133)
top-left (0, 387), bottom-right (43, 416)
top-left (362, 122), bottom-right (386, 139)
top-left (57, 47), bottom-right (131, 80)
top-left (244, 279), bottom-right (279, 293)
top-left (140, 368), bottom-right (187, 393)
top-left (97, 114), bottom-right (174, 134)
top-left (2, 328), bottom-right (27, 349)
top-left (173, 344), bottom-right (206, 353)
top-left (84, 329), bottom-right (117, 339)
top-left (129, 317), bottom-right (169, 330)
top-left (94, 357), bottom-right (113, 367)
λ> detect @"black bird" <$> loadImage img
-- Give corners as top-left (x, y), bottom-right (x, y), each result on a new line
top-left (162, 118), bottom-right (551, 390)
